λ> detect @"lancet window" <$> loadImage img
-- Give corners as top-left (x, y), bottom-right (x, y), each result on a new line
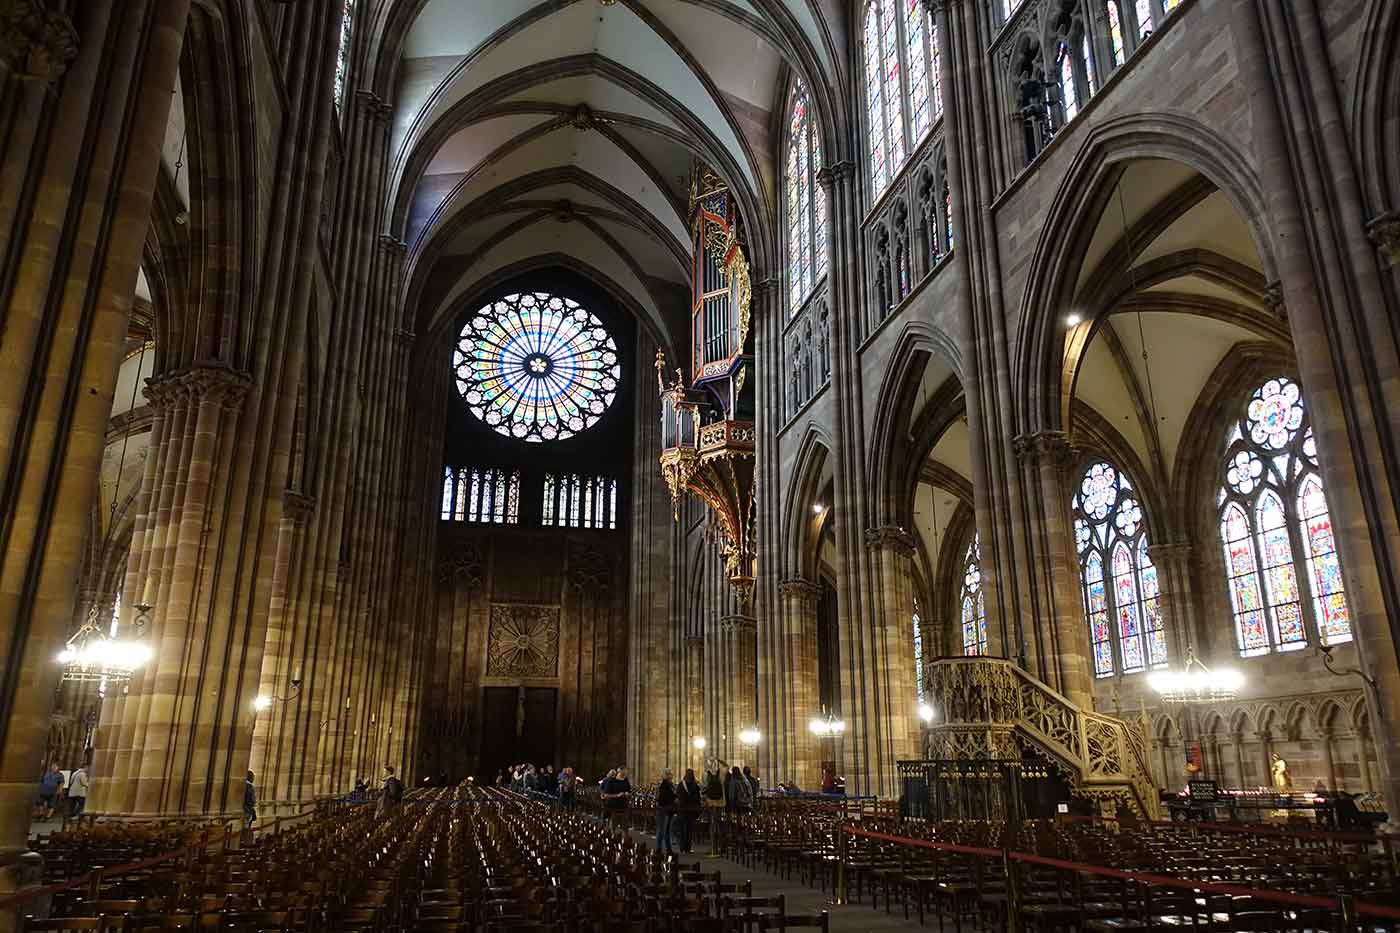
top-left (863, 0), bottom-right (944, 200)
top-left (786, 82), bottom-right (827, 314)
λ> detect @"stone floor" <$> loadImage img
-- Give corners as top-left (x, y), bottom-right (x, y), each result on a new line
top-left (628, 825), bottom-right (938, 932)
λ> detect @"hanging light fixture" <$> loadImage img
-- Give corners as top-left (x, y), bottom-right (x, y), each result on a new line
top-left (1147, 648), bottom-right (1243, 703)
top-left (59, 605), bottom-right (152, 686)
top-left (808, 708), bottom-right (846, 738)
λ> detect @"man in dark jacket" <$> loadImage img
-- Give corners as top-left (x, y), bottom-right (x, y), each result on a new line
top-left (655, 768), bottom-right (677, 854)
top-left (743, 766), bottom-right (761, 809)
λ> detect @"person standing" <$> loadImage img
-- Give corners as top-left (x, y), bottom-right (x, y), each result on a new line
top-left (67, 765), bottom-right (89, 818)
top-left (602, 766), bottom-right (631, 829)
top-left (655, 768), bottom-right (677, 855)
top-left (377, 765), bottom-right (404, 818)
top-left (727, 766), bottom-right (752, 814)
top-left (676, 768), bottom-right (702, 854)
top-left (243, 771), bottom-right (257, 828)
top-left (37, 764), bottom-right (63, 820)
top-left (744, 766), bottom-right (761, 810)
top-left (559, 767), bottom-right (576, 811)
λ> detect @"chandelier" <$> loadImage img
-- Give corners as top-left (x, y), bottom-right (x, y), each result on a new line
top-left (808, 708), bottom-right (846, 738)
top-left (1147, 649), bottom-right (1243, 703)
top-left (59, 604), bottom-right (152, 687)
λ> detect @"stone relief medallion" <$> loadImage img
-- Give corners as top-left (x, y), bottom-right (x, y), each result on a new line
top-left (486, 604), bottom-right (560, 677)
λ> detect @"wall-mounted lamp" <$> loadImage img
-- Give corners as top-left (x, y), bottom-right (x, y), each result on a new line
top-left (252, 677), bottom-right (302, 713)
top-left (692, 736), bottom-right (708, 750)
top-left (739, 727), bottom-right (761, 746)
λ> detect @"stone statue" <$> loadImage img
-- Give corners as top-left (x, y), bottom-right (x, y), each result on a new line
top-left (1271, 754), bottom-right (1291, 793)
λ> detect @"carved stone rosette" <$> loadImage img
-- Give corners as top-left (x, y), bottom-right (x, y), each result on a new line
top-left (485, 604), bottom-right (560, 678)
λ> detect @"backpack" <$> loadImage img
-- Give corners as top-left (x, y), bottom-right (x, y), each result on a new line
top-left (733, 775), bottom-right (753, 808)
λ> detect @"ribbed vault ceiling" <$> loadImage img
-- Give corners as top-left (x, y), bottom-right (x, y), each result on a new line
top-left (386, 0), bottom-right (838, 352)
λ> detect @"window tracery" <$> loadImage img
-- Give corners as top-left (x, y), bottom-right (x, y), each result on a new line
top-left (544, 473), bottom-right (618, 530)
top-left (1072, 461), bottom-right (1167, 677)
top-left (863, 0), bottom-right (944, 200)
top-left (453, 292), bottom-right (620, 442)
top-left (960, 535), bottom-right (988, 656)
top-left (787, 82), bottom-right (827, 315)
top-left (1218, 376), bottom-right (1350, 656)
top-left (441, 467), bottom-right (520, 525)
top-left (333, 0), bottom-right (355, 116)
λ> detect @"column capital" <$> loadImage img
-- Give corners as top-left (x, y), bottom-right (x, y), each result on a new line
top-left (778, 577), bottom-right (822, 600)
top-left (0, 1), bottom-right (79, 82)
top-left (378, 234), bottom-right (408, 257)
top-left (180, 363), bottom-right (253, 411)
top-left (1263, 280), bottom-right (1286, 320)
top-left (683, 634), bottom-right (704, 648)
top-left (1012, 429), bottom-right (1077, 471)
top-left (1146, 541), bottom-right (1192, 563)
top-left (1366, 210), bottom-right (1400, 264)
top-left (816, 161), bottom-right (856, 189)
top-left (920, 0), bottom-right (960, 14)
top-left (863, 525), bottom-right (917, 555)
top-left (392, 328), bottom-right (417, 347)
top-left (282, 490), bottom-right (316, 525)
top-left (720, 614), bottom-right (756, 633)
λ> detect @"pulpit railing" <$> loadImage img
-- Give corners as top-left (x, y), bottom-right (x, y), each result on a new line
top-left (923, 657), bottom-right (1159, 818)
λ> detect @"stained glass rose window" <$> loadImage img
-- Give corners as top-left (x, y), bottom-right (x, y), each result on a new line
top-left (454, 292), bottom-right (620, 442)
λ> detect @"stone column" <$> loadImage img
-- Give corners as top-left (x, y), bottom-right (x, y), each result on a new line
top-left (683, 634), bottom-right (704, 773)
top-left (1358, 726), bottom-right (1375, 793)
top-left (1011, 431), bottom-right (1094, 709)
top-left (720, 614), bottom-right (757, 767)
top-left (249, 491), bottom-right (315, 798)
top-left (777, 578), bottom-right (822, 788)
top-left (1146, 542), bottom-right (1199, 662)
top-left (1320, 729), bottom-right (1337, 792)
top-left (1256, 730), bottom-right (1273, 790)
top-left (849, 526), bottom-right (920, 797)
top-left (0, 1), bottom-right (189, 917)
top-left (1233, 0), bottom-right (1400, 823)
top-left (1232, 732), bottom-right (1247, 789)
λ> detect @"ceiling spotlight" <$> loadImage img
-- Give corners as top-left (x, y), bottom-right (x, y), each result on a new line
top-left (1065, 313), bottom-right (1083, 327)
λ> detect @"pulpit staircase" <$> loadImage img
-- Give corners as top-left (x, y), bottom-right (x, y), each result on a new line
top-left (923, 657), bottom-right (1160, 818)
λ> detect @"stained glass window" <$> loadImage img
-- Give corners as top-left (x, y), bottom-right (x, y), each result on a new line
top-left (1107, 1), bottom-right (1126, 66)
top-left (864, 4), bottom-right (889, 196)
top-left (543, 473), bottom-right (618, 530)
top-left (905, 0), bottom-right (931, 141)
top-left (863, 0), bottom-right (944, 201)
top-left (960, 535), bottom-right (987, 656)
top-left (454, 292), bottom-right (620, 442)
top-left (913, 604), bottom-right (925, 703)
top-left (787, 82), bottom-right (827, 315)
top-left (334, 0), bottom-right (355, 116)
top-left (441, 467), bottom-right (520, 524)
top-left (1135, 0), bottom-right (1153, 39)
top-left (1072, 461), bottom-right (1167, 677)
top-left (1217, 376), bottom-right (1350, 654)
top-left (1058, 44), bottom-right (1079, 123)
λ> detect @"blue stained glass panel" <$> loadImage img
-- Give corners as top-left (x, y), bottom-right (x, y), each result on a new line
top-left (1237, 611), bottom-right (1269, 656)
top-left (1093, 641), bottom-right (1114, 677)
top-left (1274, 601), bottom-right (1306, 648)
